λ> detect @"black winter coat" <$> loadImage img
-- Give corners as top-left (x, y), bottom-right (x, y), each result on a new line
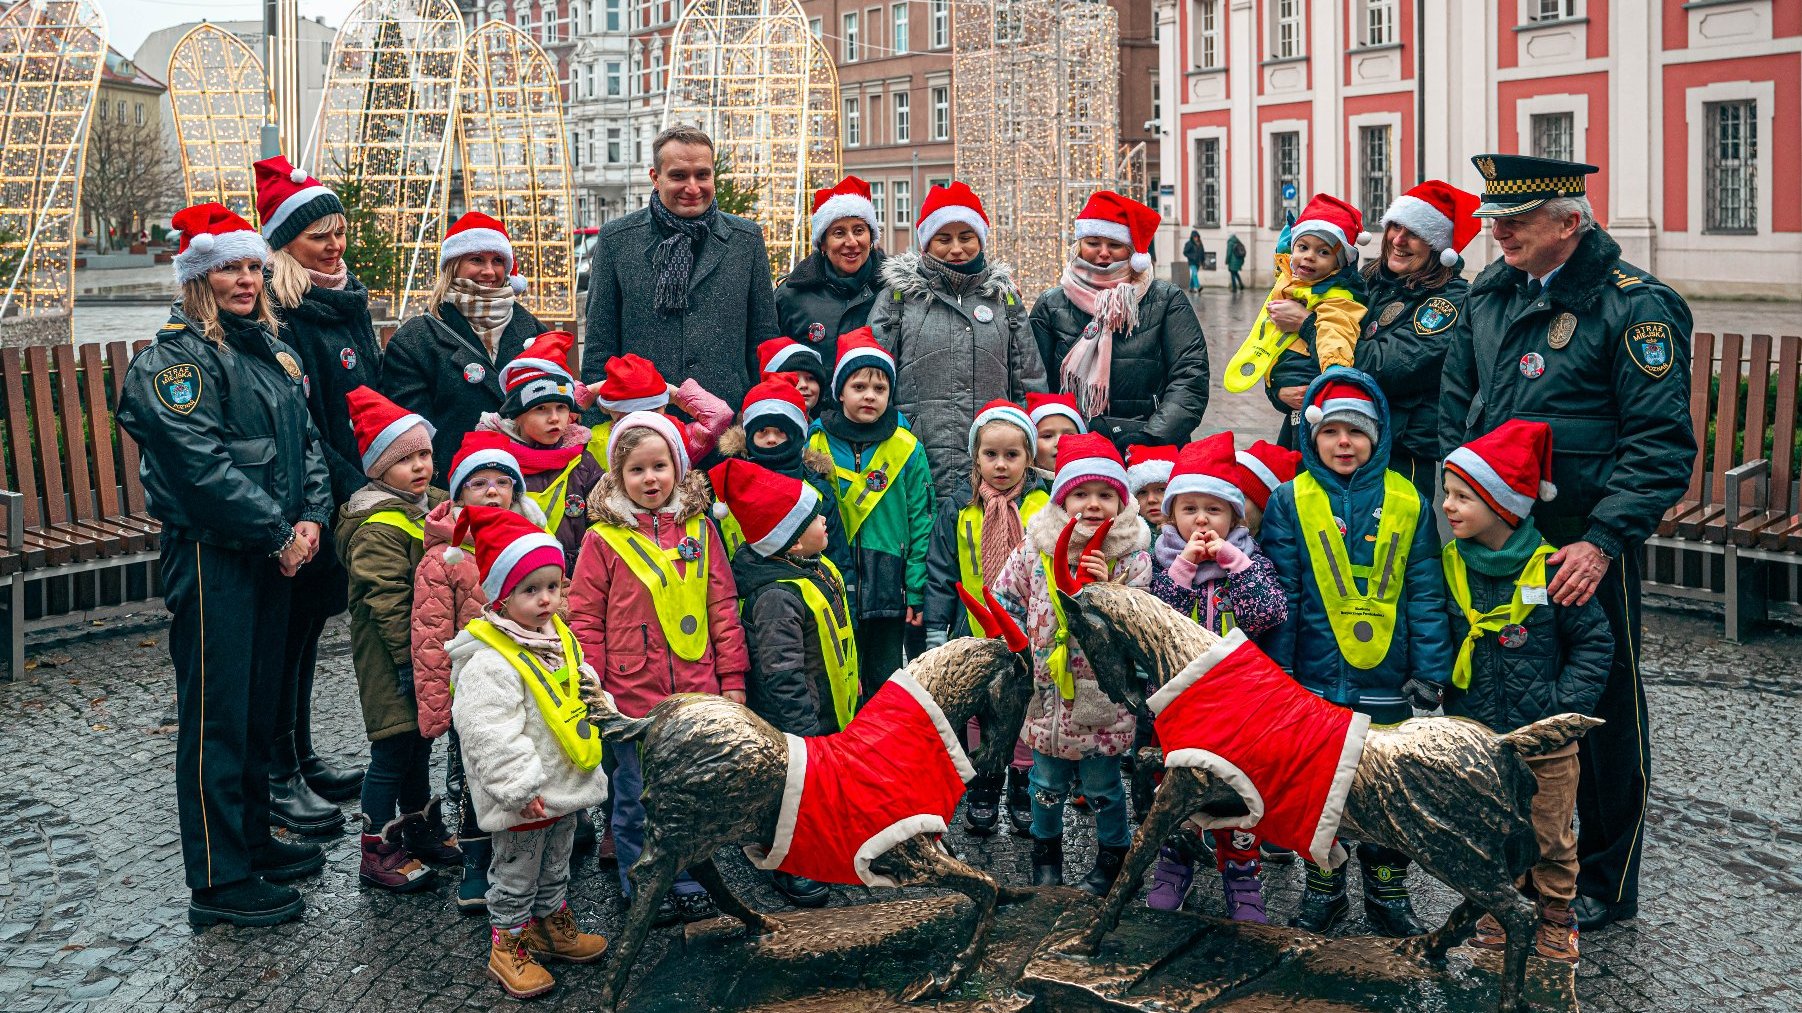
top-left (1439, 228), bottom-right (1696, 557)
top-left (1263, 264), bottom-right (1373, 449)
top-left (380, 302), bottom-right (540, 489)
top-left (274, 275), bottom-right (383, 505)
top-left (118, 308), bottom-right (333, 555)
top-left (1031, 279), bottom-right (1210, 448)
top-left (774, 248), bottom-right (886, 365)
top-left (1442, 554), bottom-right (1611, 732)
top-left (732, 549), bottom-right (856, 737)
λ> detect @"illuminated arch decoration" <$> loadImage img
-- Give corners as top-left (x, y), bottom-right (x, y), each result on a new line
top-left (665, 0), bottom-right (841, 279)
top-left (0, 0), bottom-right (106, 342)
top-left (952, 0), bottom-right (1119, 304)
top-left (456, 21), bottom-right (576, 322)
top-left (308, 0), bottom-right (463, 318)
top-left (166, 24), bottom-right (264, 222)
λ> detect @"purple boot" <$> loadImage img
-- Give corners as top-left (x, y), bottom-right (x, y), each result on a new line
top-left (1221, 859), bottom-right (1268, 923)
top-left (1144, 846), bottom-right (1194, 911)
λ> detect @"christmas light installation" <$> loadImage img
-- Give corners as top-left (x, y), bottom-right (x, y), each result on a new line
top-left (167, 24), bottom-right (264, 222)
top-left (0, 0), bottom-right (106, 343)
top-left (665, 0), bottom-right (841, 279)
top-left (952, 0), bottom-right (1119, 304)
top-left (456, 21), bottom-right (576, 322)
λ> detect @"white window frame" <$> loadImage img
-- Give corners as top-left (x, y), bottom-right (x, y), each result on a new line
top-left (930, 0), bottom-right (949, 49)
top-left (1354, 120), bottom-right (1395, 225)
top-left (843, 96), bottom-right (861, 146)
top-left (843, 11), bottom-right (860, 62)
top-left (1194, 0), bottom-right (1221, 70)
top-left (1527, 0), bottom-right (1577, 23)
top-left (1512, 92), bottom-right (1589, 169)
top-left (1684, 79), bottom-right (1774, 240)
top-left (1271, 0), bottom-right (1303, 59)
top-left (1360, 0), bottom-right (1395, 46)
top-left (810, 16), bottom-right (822, 38)
top-left (893, 89), bottom-right (910, 142)
top-left (605, 0), bottom-right (620, 31)
top-left (891, 179), bottom-right (912, 231)
top-left (869, 180), bottom-right (886, 231)
top-left (1529, 111), bottom-right (1575, 162)
top-left (606, 60), bottom-right (622, 97)
top-left (1260, 119), bottom-right (1308, 229)
top-left (1192, 132), bottom-right (1224, 229)
top-left (930, 85), bottom-right (950, 141)
top-left (606, 126), bottom-right (621, 163)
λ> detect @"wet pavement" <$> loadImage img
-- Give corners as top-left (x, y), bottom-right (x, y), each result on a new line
top-left (0, 603), bottom-right (1795, 1011)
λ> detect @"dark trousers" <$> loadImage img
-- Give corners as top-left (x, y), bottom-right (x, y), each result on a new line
top-left (275, 547), bottom-right (347, 756)
top-left (1229, 270), bottom-right (1244, 292)
top-left (1388, 451), bottom-right (1438, 506)
top-left (856, 616), bottom-right (906, 698)
top-left (161, 536), bottom-right (292, 890)
top-left (361, 731), bottom-right (433, 827)
top-left (1573, 542), bottom-right (1648, 906)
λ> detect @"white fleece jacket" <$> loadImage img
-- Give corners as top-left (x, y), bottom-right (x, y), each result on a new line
top-left (448, 614), bottom-right (610, 832)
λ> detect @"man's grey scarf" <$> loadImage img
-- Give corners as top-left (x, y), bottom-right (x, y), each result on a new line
top-left (648, 192), bottom-right (718, 315)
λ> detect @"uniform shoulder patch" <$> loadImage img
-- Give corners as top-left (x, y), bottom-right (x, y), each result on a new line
top-left (1611, 269), bottom-right (1642, 289)
top-left (1624, 321), bottom-right (1675, 380)
top-left (1413, 296), bottom-right (1459, 335)
top-left (154, 362), bottom-right (204, 414)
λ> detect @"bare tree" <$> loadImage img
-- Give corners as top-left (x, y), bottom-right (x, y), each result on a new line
top-left (81, 110), bottom-right (183, 255)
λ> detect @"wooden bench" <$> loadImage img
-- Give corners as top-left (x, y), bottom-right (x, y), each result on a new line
top-left (1647, 332), bottom-right (1802, 640)
top-left (0, 340), bottom-right (162, 679)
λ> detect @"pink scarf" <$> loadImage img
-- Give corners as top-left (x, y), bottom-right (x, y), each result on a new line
top-left (307, 266), bottom-right (348, 290)
top-left (976, 479), bottom-right (1027, 586)
top-left (1057, 256), bottom-right (1150, 418)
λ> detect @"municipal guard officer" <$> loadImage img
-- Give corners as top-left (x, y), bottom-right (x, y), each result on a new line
top-left (117, 203), bottom-right (336, 928)
top-left (1438, 156), bottom-right (1695, 933)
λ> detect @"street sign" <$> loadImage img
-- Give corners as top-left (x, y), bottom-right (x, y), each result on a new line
top-left (1159, 184), bottom-right (1174, 196)
top-left (1281, 182), bottom-right (1298, 201)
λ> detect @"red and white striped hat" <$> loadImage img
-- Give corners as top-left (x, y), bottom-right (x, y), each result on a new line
top-left (1025, 392), bottom-right (1086, 433)
top-left (968, 399), bottom-right (1035, 455)
top-left (1050, 432), bottom-right (1129, 506)
top-left (252, 155), bottom-right (343, 250)
top-left (741, 376), bottom-right (811, 439)
top-left (497, 330), bottom-right (578, 415)
top-left (1231, 439), bottom-right (1302, 511)
top-left (708, 458), bottom-right (822, 558)
top-left (1444, 419), bottom-right (1557, 527)
top-left (1292, 193), bottom-right (1372, 260)
top-left (831, 326), bottom-right (895, 393)
top-left (453, 504), bottom-right (565, 600)
top-left (440, 211), bottom-right (527, 293)
top-left (171, 202), bottom-right (270, 284)
top-left (1125, 443), bottom-right (1179, 496)
top-left (810, 175), bottom-right (880, 248)
top-left (1074, 190), bottom-right (1161, 272)
top-left (447, 429), bottom-right (524, 500)
top-left (594, 353), bottom-right (669, 412)
top-left (915, 181), bottom-right (989, 248)
top-left (1381, 180), bottom-right (1482, 267)
top-left (1162, 432), bottom-right (1245, 516)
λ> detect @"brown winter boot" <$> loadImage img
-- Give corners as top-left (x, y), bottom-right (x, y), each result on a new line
top-left (1534, 904), bottom-right (1580, 964)
top-left (1469, 911), bottom-right (1507, 951)
top-left (519, 904), bottom-right (609, 964)
top-left (358, 814), bottom-right (437, 893)
top-left (488, 927), bottom-right (555, 999)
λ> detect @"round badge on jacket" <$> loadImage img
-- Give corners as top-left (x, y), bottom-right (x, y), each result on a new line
top-left (677, 535), bottom-right (704, 562)
top-left (274, 351), bottom-right (303, 381)
top-left (807, 321), bottom-right (826, 342)
top-left (866, 468), bottom-right (889, 492)
top-left (1518, 352), bottom-right (1546, 379)
top-left (464, 362), bottom-right (487, 384)
top-left (564, 493), bottom-right (585, 518)
top-left (1499, 624), bottom-right (1529, 649)
top-left (973, 305), bottom-right (994, 323)
top-left (340, 347), bottom-right (358, 370)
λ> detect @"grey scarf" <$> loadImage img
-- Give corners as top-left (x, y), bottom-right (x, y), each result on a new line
top-left (648, 191), bottom-right (718, 315)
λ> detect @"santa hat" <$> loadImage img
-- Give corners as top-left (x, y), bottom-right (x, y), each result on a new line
top-left (810, 175), bottom-right (880, 249)
top-left (440, 211), bottom-right (527, 293)
top-left (447, 429), bottom-right (524, 501)
top-left (171, 202), bottom-right (270, 285)
top-left (1050, 432), bottom-right (1129, 506)
top-left (594, 353), bottom-right (669, 412)
top-left (253, 155), bottom-right (343, 251)
top-left (1291, 193), bottom-right (1372, 264)
top-left (347, 385), bottom-right (436, 478)
top-left (1232, 439), bottom-right (1302, 512)
top-left (453, 504), bottom-right (565, 601)
top-left (1381, 180), bottom-right (1482, 267)
top-left (967, 399), bottom-right (1035, 456)
top-left (708, 458), bottom-right (822, 558)
top-left (1444, 419), bottom-right (1557, 527)
top-left (831, 326), bottom-right (895, 394)
top-left (915, 181), bottom-right (990, 249)
top-left (1074, 190), bottom-right (1161, 273)
top-left (605, 410), bottom-right (690, 480)
top-left (1303, 376), bottom-right (1381, 444)
top-left (498, 330), bottom-right (578, 417)
top-left (1025, 392), bottom-right (1086, 434)
top-left (1125, 443), bottom-right (1179, 496)
top-left (741, 376), bottom-right (811, 445)
top-left (1161, 432), bottom-right (1245, 517)
top-left (757, 336), bottom-right (827, 387)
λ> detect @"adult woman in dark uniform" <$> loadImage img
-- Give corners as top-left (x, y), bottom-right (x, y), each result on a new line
top-left (257, 156), bottom-right (375, 834)
top-left (118, 203), bottom-right (335, 927)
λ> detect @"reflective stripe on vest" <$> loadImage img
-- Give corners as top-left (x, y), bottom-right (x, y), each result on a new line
top-left (1040, 552), bottom-right (1112, 701)
top-left (776, 556), bottom-right (861, 729)
top-left (1441, 540), bottom-right (1555, 690)
top-left (1223, 280), bottom-right (1356, 393)
top-left (1292, 469), bottom-right (1420, 669)
top-left (955, 490), bottom-right (1049, 635)
top-left (584, 420), bottom-right (614, 472)
top-left (808, 428), bottom-right (918, 541)
top-left (363, 509), bottom-right (425, 541)
top-left (463, 616), bottom-right (602, 770)
top-left (526, 456), bottom-right (585, 538)
top-left (717, 510), bottom-right (748, 559)
top-left (591, 515), bottom-right (711, 662)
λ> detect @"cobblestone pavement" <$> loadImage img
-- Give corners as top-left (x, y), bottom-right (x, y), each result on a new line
top-left (0, 603), bottom-right (1796, 1012)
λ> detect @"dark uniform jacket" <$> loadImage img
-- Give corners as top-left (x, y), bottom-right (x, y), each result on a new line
top-left (732, 548), bottom-right (855, 737)
top-left (1031, 279), bottom-right (1211, 449)
top-left (775, 248), bottom-right (886, 366)
top-left (118, 308), bottom-right (333, 555)
top-left (1323, 262), bottom-right (1468, 467)
top-left (380, 302), bottom-right (541, 488)
top-left (1438, 228), bottom-right (1696, 557)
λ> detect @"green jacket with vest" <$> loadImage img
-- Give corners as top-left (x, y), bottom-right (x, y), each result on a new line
top-left (336, 482), bottom-right (449, 741)
top-left (1438, 228), bottom-right (1695, 557)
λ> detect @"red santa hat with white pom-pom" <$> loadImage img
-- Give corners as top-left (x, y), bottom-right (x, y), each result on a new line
top-left (708, 458), bottom-right (822, 558)
top-left (810, 175), bottom-right (881, 249)
top-left (1073, 190), bottom-right (1162, 273)
top-left (171, 202), bottom-right (270, 284)
top-left (1292, 193), bottom-right (1373, 264)
top-left (1443, 418), bottom-right (1557, 527)
top-left (440, 211), bottom-right (527, 293)
top-left (1380, 180), bottom-right (1482, 268)
top-left (252, 155), bottom-right (344, 250)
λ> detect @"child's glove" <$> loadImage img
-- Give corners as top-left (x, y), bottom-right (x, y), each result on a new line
top-left (1401, 677), bottom-right (1443, 711)
top-left (1212, 539), bottom-right (1252, 573)
top-left (395, 664), bottom-right (415, 698)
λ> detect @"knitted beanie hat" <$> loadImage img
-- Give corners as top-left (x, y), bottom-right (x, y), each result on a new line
top-left (967, 399), bottom-right (1035, 456)
top-left (605, 410), bottom-right (690, 480)
top-left (1162, 432), bottom-right (1245, 517)
top-left (1303, 377), bottom-right (1381, 444)
top-left (253, 155), bottom-right (343, 251)
top-left (347, 385), bottom-right (435, 478)
top-left (498, 330), bottom-right (579, 417)
top-left (1444, 418), bottom-right (1557, 527)
top-left (454, 503), bottom-right (564, 600)
top-left (708, 458), bottom-right (822, 558)
top-left (1050, 432), bottom-right (1129, 506)
top-left (1124, 443), bottom-right (1179, 496)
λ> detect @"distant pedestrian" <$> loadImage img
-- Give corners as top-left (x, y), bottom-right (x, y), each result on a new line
top-left (776, 174), bottom-right (888, 373)
top-left (1225, 233), bottom-right (1247, 293)
top-left (1182, 229), bottom-right (1205, 291)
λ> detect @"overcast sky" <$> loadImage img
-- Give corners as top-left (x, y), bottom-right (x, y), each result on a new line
top-left (107, 0), bottom-right (362, 59)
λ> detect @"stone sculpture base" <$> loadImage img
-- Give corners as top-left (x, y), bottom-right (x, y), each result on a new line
top-left (621, 888), bottom-right (1577, 1012)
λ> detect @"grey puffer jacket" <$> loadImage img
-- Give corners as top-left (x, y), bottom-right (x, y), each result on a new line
top-left (868, 251), bottom-right (1048, 499)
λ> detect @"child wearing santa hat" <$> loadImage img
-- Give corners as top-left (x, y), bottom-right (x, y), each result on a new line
top-left (1142, 432), bottom-right (1288, 922)
top-left (715, 376), bottom-right (853, 576)
top-left (989, 433), bottom-right (1151, 895)
top-left (1125, 443), bottom-right (1179, 529)
top-left (1227, 439), bottom-right (1302, 538)
top-left (445, 504), bottom-right (609, 998)
top-left (1025, 392), bottom-right (1086, 479)
top-left (565, 411), bottom-right (749, 926)
top-left (589, 352), bottom-right (734, 463)
top-left (1439, 419), bottom-right (1608, 966)
top-left (756, 336), bottom-right (831, 416)
top-left (333, 386), bottom-right (455, 893)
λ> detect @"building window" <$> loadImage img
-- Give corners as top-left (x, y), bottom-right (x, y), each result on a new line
top-left (930, 0), bottom-right (948, 48)
top-left (892, 2), bottom-right (909, 53)
top-left (1705, 99), bottom-right (1757, 234)
top-left (1193, 0), bottom-right (1220, 69)
top-left (843, 11), bottom-right (860, 61)
top-left (607, 127), bottom-right (621, 162)
top-left (1196, 137), bottom-right (1221, 229)
top-left (892, 180), bottom-right (912, 229)
top-left (1530, 112), bottom-right (1573, 162)
top-left (810, 16), bottom-right (822, 37)
top-left (134, 102), bottom-right (146, 126)
top-left (649, 42), bottom-right (662, 90)
top-left (1359, 125), bottom-right (1392, 224)
top-left (1150, 73), bottom-right (1160, 125)
top-left (1529, 0), bottom-right (1576, 23)
top-left (1361, 0), bottom-right (1395, 46)
top-left (930, 85), bottom-right (949, 141)
top-left (893, 90), bottom-right (910, 142)
top-left (116, 99), bottom-right (126, 120)
top-left (1271, 130), bottom-right (1300, 226)
top-left (585, 126), bottom-right (595, 163)
top-left (869, 180), bottom-right (886, 230)
top-left (606, 0), bottom-right (620, 30)
top-left (1272, 0), bottom-right (1302, 59)
top-left (843, 96), bottom-right (861, 146)
top-left (606, 60), bottom-right (621, 96)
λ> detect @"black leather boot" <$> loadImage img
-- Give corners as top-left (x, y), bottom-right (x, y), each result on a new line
top-left (1289, 863), bottom-right (1349, 934)
top-left (1359, 849), bottom-right (1427, 937)
top-left (1031, 835), bottom-right (1064, 887)
top-left (963, 771), bottom-right (1002, 836)
top-left (1004, 767), bottom-right (1033, 835)
top-left (772, 871), bottom-right (831, 908)
top-left (268, 732), bottom-right (345, 835)
top-left (293, 650), bottom-right (364, 802)
top-left (1079, 844), bottom-right (1131, 896)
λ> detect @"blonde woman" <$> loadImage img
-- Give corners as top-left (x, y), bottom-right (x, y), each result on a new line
top-left (117, 202), bottom-right (334, 928)
top-left (382, 212), bottom-right (546, 485)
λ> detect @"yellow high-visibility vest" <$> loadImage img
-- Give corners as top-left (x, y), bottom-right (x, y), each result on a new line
top-left (1292, 469), bottom-right (1420, 669)
top-left (526, 456), bottom-right (586, 538)
top-left (808, 428), bottom-right (918, 541)
top-left (463, 616), bottom-right (601, 770)
top-left (363, 510), bottom-right (425, 540)
top-left (955, 490), bottom-right (1048, 634)
top-left (776, 557), bottom-right (861, 730)
top-left (591, 515), bottom-right (711, 662)
top-left (1442, 540), bottom-right (1554, 690)
top-left (1223, 279), bottom-right (1358, 393)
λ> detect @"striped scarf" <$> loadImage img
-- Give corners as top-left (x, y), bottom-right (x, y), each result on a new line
top-left (1057, 256), bottom-right (1149, 418)
top-left (445, 278), bottom-right (515, 354)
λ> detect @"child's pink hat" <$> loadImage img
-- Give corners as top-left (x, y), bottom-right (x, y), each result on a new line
top-left (1050, 432), bottom-right (1129, 505)
top-left (454, 503), bottom-right (564, 600)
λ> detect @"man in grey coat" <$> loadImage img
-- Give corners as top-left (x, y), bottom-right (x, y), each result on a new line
top-left (582, 126), bottom-right (780, 413)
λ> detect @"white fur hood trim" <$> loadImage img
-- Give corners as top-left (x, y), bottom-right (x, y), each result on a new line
top-left (1024, 495), bottom-right (1148, 558)
top-left (880, 249), bottom-right (1018, 302)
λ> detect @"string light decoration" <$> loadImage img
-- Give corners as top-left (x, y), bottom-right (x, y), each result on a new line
top-left (167, 24), bottom-right (264, 222)
top-left (456, 21), bottom-right (576, 322)
top-left (665, 0), bottom-right (841, 279)
top-left (308, 0), bottom-right (463, 318)
top-left (951, 0), bottom-right (1119, 303)
top-left (0, 0), bottom-right (106, 343)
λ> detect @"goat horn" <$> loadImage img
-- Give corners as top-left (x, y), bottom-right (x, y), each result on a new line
top-left (955, 583), bottom-right (1001, 639)
top-left (1062, 516), bottom-right (1116, 591)
top-left (983, 587), bottom-right (1030, 654)
top-left (1053, 515), bottom-right (1083, 596)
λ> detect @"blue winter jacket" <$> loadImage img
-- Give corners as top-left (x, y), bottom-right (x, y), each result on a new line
top-left (1260, 367), bottom-right (1453, 711)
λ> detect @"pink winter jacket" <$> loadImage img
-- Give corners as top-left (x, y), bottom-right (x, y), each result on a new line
top-left (665, 378), bottom-right (735, 463)
top-left (565, 469), bottom-right (750, 719)
top-left (411, 496), bottom-right (548, 738)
